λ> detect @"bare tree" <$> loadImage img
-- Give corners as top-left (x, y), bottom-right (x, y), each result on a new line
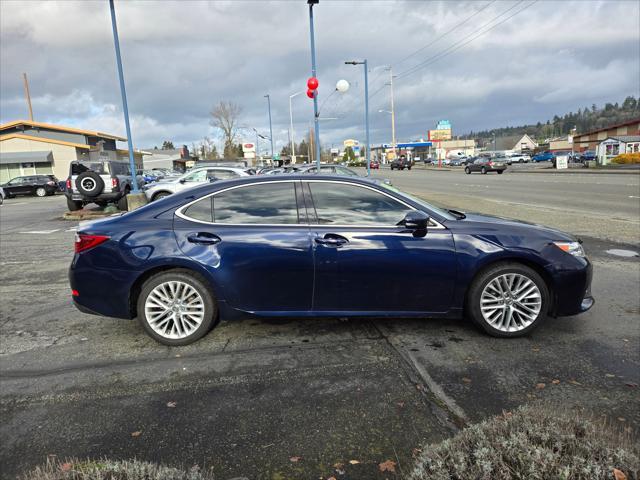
top-left (210, 101), bottom-right (242, 159)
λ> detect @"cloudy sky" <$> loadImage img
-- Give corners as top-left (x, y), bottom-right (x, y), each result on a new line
top-left (1, 0), bottom-right (638, 153)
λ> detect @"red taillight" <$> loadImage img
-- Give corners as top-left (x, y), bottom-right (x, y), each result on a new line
top-left (74, 233), bottom-right (110, 253)
top-left (66, 178), bottom-right (72, 190)
top-left (71, 289), bottom-right (79, 297)
top-left (111, 177), bottom-right (119, 189)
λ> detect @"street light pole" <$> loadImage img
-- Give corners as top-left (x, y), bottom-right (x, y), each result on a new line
top-left (345, 60), bottom-right (370, 176)
top-left (308, 0), bottom-right (321, 169)
top-left (264, 94), bottom-right (274, 162)
top-left (289, 91), bottom-right (303, 164)
top-left (109, 0), bottom-right (139, 193)
top-left (389, 67), bottom-right (397, 160)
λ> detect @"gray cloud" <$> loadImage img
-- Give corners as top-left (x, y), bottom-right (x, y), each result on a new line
top-left (1, 0), bottom-right (638, 152)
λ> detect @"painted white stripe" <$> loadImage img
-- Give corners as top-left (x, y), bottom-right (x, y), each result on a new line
top-left (629, 195), bottom-right (639, 199)
top-left (1, 202), bottom-right (27, 206)
top-left (18, 229), bottom-right (60, 234)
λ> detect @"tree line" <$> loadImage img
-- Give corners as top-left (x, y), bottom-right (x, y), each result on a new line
top-left (463, 96), bottom-right (639, 142)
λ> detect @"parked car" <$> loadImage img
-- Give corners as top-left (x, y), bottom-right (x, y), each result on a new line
top-left (578, 150), bottom-right (596, 163)
top-left (509, 153), bottom-right (531, 163)
top-left (144, 166), bottom-right (251, 201)
top-left (370, 159), bottom-right (380, 170)
top-left (465, 158), bottom-right (507, 174)
top-left (532, 151), bottom-right (556, 162)
top-left (1, 174), bottom-right (60, 198)
top-left (69, 174), bottom-right (594, 346)
top-left (64, 160), bottom-right (143, 211)
top-left (390, 156), bottom-right (412, 170)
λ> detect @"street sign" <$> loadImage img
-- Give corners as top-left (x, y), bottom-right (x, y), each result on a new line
top-left (556, 155), bottom-right (568, 169)
top-left (273, 153), bottom-right (280, 160)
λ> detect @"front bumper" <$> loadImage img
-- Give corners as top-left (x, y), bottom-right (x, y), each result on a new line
top-left (549, 259), bottom-right (594, 316)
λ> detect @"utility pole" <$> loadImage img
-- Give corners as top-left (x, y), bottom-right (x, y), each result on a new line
top-left (307, 0), bottom-right (321, 169)
top-left (264, 94), bottom-right (274, 161)
top-left (22, 73), bottom-right (34, 121)
top-left (109, 0), bottom-right (139, 194)
top-left (389, 67), bottom-right (397, 160)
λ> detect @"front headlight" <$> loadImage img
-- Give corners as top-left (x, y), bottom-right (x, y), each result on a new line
top-left (553, 241), bottom-right (585, 257)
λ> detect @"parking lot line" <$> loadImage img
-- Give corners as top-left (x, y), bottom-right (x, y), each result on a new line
top-left (18, 229), bottom-right (60, 234)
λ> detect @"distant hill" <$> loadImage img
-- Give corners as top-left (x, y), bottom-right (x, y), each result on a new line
top-left (462, 96), bottom-right (639, 143)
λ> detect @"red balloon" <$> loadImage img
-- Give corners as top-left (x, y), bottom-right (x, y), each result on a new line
top-left (306, 89), bottom-right (315, 99)
top-left (307, 77), bottom-right (319, 90)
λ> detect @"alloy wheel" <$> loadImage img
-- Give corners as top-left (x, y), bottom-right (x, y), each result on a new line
top-left (144, 281), bottom-right (205, 339)
top-left (480, 273), bottom-right (542, 332)
top-left (36, 187), bottom-right (46, 197)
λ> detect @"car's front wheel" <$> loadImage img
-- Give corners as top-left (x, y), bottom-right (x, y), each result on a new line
top-left (497, 170), bottom-right (504, 174)
top-left (465, 167), bottom-right (471, 174)
top-left (35, 187), bottom-right (47, 197)
top-left (467, 263), bottom-right (549, 337)
top-left (137, 270), bottom-right (217, 346)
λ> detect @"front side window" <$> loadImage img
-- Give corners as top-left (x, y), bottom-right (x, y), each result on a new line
top-left (213, 182), bottom-right (300, 224)
top-left (182, 170), bottom-right (209, 182)
top-left (209, 169), bottom-right (238, 180)
top-left (308, 182), bottom-right (411, 226)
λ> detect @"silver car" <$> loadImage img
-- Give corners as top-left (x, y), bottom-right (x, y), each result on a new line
top-left (144, 167), bottom-right (251, 201)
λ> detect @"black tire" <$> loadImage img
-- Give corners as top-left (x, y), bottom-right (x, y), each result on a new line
top-left (117, 192), bottom-right (129, 211)
top-left (497, 170), bottom-right (504, 175)
top-left (75, 172), bottom-right (105, 197)
top-left (465, 167), bottom-right (471, 174)
top-left (151, 191), bottom-right (171, 202)
top-left (467, 262), bottom-right (549, 338)
top-left (137, 269), bottom-right (217, 346)
top-left (66, 197), bottom-right (83, 211)
top-left (408, 166), bottom-right (412, 170)
top-left (481, 167), bottom-right (487, 174)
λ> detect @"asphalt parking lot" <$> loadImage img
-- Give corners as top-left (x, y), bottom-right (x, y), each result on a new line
top-left (1, 170), bottom-right (639, 479)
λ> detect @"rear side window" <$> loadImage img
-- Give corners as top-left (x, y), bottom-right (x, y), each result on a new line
top-left (308, 182), bottom-right (411, 226)
top-left (184, 197), bottom-right (213, 222)
top-left (213, 182), bottom-right (299, 224)
top-left (71, 162), bottom-right (109, 175)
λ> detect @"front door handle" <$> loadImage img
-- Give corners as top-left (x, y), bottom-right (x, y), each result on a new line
top-left (187, 233), bottom-right (221, 245)
top-left (315, 233), bottom-right (349, 247)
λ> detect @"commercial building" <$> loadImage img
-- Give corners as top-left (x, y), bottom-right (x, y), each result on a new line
top-left (487, 134), bottom-right (537, 153)
top-left (596, 136), bottom-right (640, 165)
top-left (572, 118), bottom-right (640, 153)
top-left (0, 119), bottom-right (144, 183)
top-left (142, 145), bottom-right (192, 172)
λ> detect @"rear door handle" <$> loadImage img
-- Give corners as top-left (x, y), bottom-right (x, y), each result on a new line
top-left (315, 234), bottom-right (349, 247)
top-left (187, 233), bottom-right (221, 245)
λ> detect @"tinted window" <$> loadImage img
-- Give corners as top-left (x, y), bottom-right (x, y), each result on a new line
top-left (308, 182), bottom-right (411, 226)
top-left (213, 182), bottom-right (300, 224)
top-left (184, 197), bottom-right (213, 222)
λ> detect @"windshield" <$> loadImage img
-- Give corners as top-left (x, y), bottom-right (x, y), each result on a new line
top-left (379, 182), bottom-right (456, 221)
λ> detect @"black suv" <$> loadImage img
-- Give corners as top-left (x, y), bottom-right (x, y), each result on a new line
top-left (1, 175), bottom-right (60, 198)
top-left (65, 160), bottom-right (143, 211)
top-left (390, 156), bottom-right (413, 170)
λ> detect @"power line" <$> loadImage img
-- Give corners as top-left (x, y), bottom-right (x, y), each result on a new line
top-left (397, 1), bottom-right (536, 80)
top-left (393, 0), bottom-right (496, 68)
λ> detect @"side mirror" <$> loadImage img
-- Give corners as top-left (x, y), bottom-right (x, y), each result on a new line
top-left (208, 177), bottom-right (219, 183)
top-left (403, 210), bottom-right (430, 232)
top-left (179, 178), bottom-right (186, 184)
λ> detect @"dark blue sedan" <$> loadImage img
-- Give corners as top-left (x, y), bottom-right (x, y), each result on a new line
top-left (69, 175), bottom-right (593, 345)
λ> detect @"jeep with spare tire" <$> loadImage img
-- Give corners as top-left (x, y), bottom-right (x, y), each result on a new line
top-left (64, 160), bottom-right (143, 211)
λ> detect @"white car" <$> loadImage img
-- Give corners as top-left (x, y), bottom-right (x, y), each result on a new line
top-left (144, 167), bottom-right (252, 201)
top-left (509, 153), bottom-right (531, 163)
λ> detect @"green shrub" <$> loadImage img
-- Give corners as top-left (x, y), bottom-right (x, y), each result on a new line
top-left (410, 405), bottom-right (639, 480)
top-left (20, 458), bottom-right (214, 480)
top-left (611, 153), bottom-right (640, 164)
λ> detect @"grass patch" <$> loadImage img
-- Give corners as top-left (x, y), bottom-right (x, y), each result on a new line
top-left (410, 405), bottom-right (639, 480)
top-left (20, 458), bottom-right (214, 480)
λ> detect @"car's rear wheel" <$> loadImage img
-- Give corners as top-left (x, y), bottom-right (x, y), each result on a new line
top-left (117, 193), bottom-right (129, 211)
top-left (481, 167), bottom-right (487, 174)
top-left (137, 270), bottom-right (216, 346)
top-left (35, 187), bottom-right (47, 197)
top-left (152, 191), bottom-right (171, 201)
top-left (465, 167), bottom-right (471, 174)
top-left (467, 263), bottom-right (549, 337)
top-left (497, 170), bottom-right (504, 174)
top-left (66, 197), bottom-right (83, 211)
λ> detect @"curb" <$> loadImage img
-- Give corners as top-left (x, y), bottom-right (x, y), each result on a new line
top-left (510, 169), bottom-right (640, 175)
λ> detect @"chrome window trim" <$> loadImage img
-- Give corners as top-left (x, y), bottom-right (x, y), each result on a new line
top-left (175, 178), bottom-right (446, 229)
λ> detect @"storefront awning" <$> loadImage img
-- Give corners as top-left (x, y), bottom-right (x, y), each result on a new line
top-left (0, 150), bottom-right (53, 165)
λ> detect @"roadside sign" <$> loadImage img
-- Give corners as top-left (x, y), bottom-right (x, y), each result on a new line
top-left (556, 155), bottom-right (568, 169)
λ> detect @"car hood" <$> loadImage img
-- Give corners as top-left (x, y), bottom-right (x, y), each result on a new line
top-left (453, 212), bottom-right (576, 242)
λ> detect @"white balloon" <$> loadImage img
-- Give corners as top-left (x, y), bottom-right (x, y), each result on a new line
top-left (336, 79), bottom-right (350, 93)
